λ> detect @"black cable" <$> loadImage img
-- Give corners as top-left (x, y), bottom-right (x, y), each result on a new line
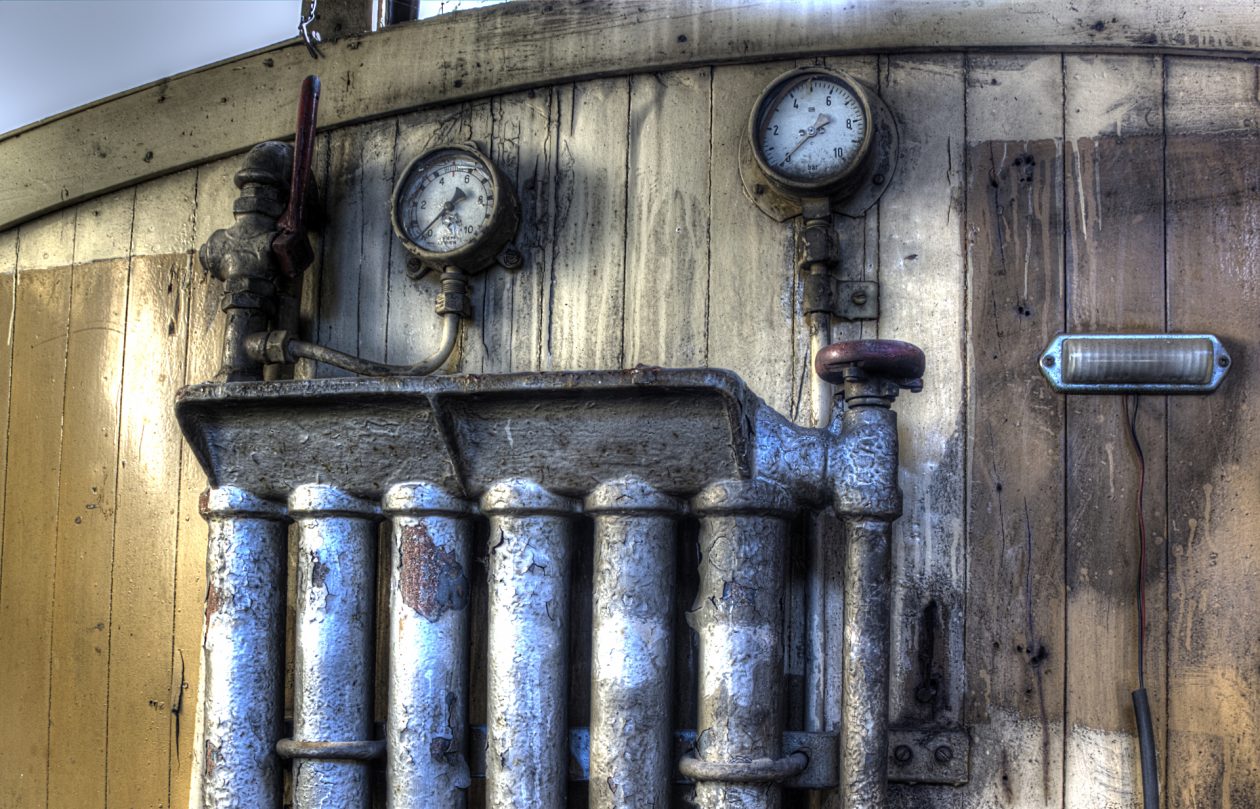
top-left (1122, 395), bottom-right (1159, 809)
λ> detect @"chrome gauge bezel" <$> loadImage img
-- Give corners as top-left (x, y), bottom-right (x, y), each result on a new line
top-left (748, 67), bottom-right (876, 198)
top-left (390, 142), bottom-right (519, 274)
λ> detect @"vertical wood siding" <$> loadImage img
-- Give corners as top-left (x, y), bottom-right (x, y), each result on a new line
top-left (0, 52), bottom-right (1257, 808)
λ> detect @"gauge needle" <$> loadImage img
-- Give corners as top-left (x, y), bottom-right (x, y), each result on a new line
top-left (784, 114), bottom-right (831, 160)
top-left (419, 186), bottom-right (468, 234)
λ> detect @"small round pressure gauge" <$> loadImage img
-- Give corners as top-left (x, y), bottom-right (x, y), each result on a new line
top-left (749, 68), bottom-right (875, 197)
top-left (391, 143), bottom-right (519, 274)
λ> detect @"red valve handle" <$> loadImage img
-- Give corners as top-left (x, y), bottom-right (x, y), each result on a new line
top-left (815, 339), bottom-right (925, 390)
top-left (272, 75), bottom-right (321, 278)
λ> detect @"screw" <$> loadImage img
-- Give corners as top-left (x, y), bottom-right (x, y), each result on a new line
top-left (499, 246), bottom-right (524, 270)
top-left (1042, 355), bottom-right (1055, 367)
top-left (893, 745), bottom-right (913, 764)
top-left (873, 173), bottom-right (885, 185)
top-left (934, 745), bottom-right (954, 765)
top-left (1219, 355), bottom-right (1230, 367)
top-left (850, 289), bottom-right (869, 306)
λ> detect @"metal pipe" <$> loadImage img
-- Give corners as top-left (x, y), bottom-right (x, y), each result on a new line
top-left (284, 311), bottom-right (461, 376)
top-left (288, 484), bottom-right (381, 809)
top-left (688, 479), bottom-right (794, 809)
top-left (382, 482), bottom-right (476, 808)
top-left (480, 479), bottom-right (579, 809)
top-left (198, 487), bottom-right (289, 809)
top-left (804, 300), bottom-right (834, 809)
top-left (840, 517), bottom-right (893, 809)
top-left (585, 477), bottom-right (682, 809)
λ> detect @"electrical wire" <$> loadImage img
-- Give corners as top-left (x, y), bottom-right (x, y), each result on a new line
top-left (1122, 394), bottom-right (1159, 809)
top-left (1123, 394), bottom-right (1148, 690)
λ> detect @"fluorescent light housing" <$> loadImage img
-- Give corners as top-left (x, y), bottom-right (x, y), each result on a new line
top-left (1039, 333), bottom-right (1231, 394)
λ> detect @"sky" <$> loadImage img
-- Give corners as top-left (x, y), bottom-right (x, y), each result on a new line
top-left (0, 0), bottom-right (302, 136)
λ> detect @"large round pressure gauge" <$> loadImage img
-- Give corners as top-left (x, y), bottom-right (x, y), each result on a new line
top-left (749, 68), bottom-right (875, 197)
top-left (391, 142), bottom-right (519, 274)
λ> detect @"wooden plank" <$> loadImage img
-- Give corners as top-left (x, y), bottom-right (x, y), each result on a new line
top-left (0, 206), bottom-right (75, 807)
top-left (313, 120), bottom-right (399, 377)
top-left (961, 53), bottom-right (1067, 808)
top-left (106, 172), bottom-right (195, 809)
top-left (482, 87), bottom-right (560, 373)
top-left (708, 60), bottom-right (798, 414)
top-left (1059, 54), bottom-right (1167, 809)
top-left (46, 190), bottom-right (135, 808)
top-left (876, 53), bottom-right (968, 748)
top-left (170, 159), bottom-right (236, 808)
top-left (621, 68), bottom-right (710, 369)
top-left (0, 229), bottom-right (16, 608)
top-left (1165, 56), bottom-right (1260, 808)
top-left (545, 78), bottom-right (630, 371)
top-left (7, 1), bottom-right (1260, 232)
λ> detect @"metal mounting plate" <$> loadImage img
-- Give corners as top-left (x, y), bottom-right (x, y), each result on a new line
top-left (887, 726), bottom-right (970, 786)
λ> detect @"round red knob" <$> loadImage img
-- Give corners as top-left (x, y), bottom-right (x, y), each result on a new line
top-left (815, 339), bottom-right (925, 387)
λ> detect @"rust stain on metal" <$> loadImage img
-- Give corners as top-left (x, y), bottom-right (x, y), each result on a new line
top-left (400, 522), bottom-right (468, 620)
top-left (206, 580), bottom-right (222, 619)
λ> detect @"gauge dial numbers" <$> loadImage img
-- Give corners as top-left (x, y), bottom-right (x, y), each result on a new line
top-left (391, 144), bottom-right (519, 273)
top-left (750, 69), bottom-right (874, 195)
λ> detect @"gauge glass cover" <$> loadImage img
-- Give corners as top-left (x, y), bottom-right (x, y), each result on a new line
top-left (396, 151), bottom-right (497, 255)
top-left (755, 73), bottom-right (869, 187)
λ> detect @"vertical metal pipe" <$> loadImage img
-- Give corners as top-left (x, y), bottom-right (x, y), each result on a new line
top-left (199, 486), bottom-right (288, 809)
top-left (382, 482), bottom-right (475, 808)
top-left (840, 517), bottom-right (892, 809)
top-left (481, 478), bottom-right (579, 809)
top-left (689, 479), bottom-right (794, 809)
top-left (288, 484), bottom-right (381, 809)
top-left (585, 477), bottom-right (682, 809)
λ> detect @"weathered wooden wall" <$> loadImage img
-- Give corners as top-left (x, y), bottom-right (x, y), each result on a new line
top-left (1, 48), bottom-right (1257, 809)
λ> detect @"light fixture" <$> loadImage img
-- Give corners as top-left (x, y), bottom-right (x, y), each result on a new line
top-left (1039, 333), bottom-right (1231, 393)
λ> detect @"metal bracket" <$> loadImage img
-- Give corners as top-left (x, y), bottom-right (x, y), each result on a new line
top-left (887, 726), bottom-right (970, 786)
top-left (836, 280), bottom-right (879, 320)
top-left (467, 726), bottom-right (839, 790)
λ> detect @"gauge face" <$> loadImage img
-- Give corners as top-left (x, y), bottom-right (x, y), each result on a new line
top-left (752, 70), bottom-right (871, 190)
top-left (395, 150), bottom-right (497, 255)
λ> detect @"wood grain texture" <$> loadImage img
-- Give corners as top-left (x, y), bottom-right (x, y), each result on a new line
top-left (545, 78), bottom-right (630, 371)
top-left (46, 191), bottom-right (135, 809)
top-left (622, 68), bottom-right (711, 369)
top-left (106, 173), bottom-right (195, 809)
top-left (708, 60), bottom-right (797, 414)
top-left (0, 230), bottom-right (16, 620)
top-left (963, 53), bottom-right (1067, 808)
top-left (1165, 56), bottom-right (1260, 809)
top-left (1061, 54), bottom-right (1167, 809)
top-left (0, 207), bottom-right (74, 807)
top-left (877, 54), bottom-right (968, 741)
top-left (483, 88), bottom-right (560, 374)
top-left (7, 1), bottom-right (1260, 232)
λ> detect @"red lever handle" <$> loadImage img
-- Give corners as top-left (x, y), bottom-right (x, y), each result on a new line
top-left (272, 75), bottom-right (321, 278)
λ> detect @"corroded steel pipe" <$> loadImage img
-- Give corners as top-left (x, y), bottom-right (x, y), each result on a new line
top-left (688, 479), bottom-right (795, 809)
top-left (382, 482), bottom-right (475, 808)
top-left (840, 517), bottom-right (893, 809)
top-left (585, 477), bottom-right (682, 809)
top-left (288, 485), bottom-right (381, 809)
top-left (481, 479), bottom-right (579, 809)
top-left (198, 487), bottom-right (289, 809)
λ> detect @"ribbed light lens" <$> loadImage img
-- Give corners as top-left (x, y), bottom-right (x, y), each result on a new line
top-left (1063, 337), bottom-right (1213, 385)
top-left (1040, 334), bottom-right (1230, 393)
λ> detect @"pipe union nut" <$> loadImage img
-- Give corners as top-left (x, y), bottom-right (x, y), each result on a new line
top-left (435, 290), bottom-right (472, 317)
